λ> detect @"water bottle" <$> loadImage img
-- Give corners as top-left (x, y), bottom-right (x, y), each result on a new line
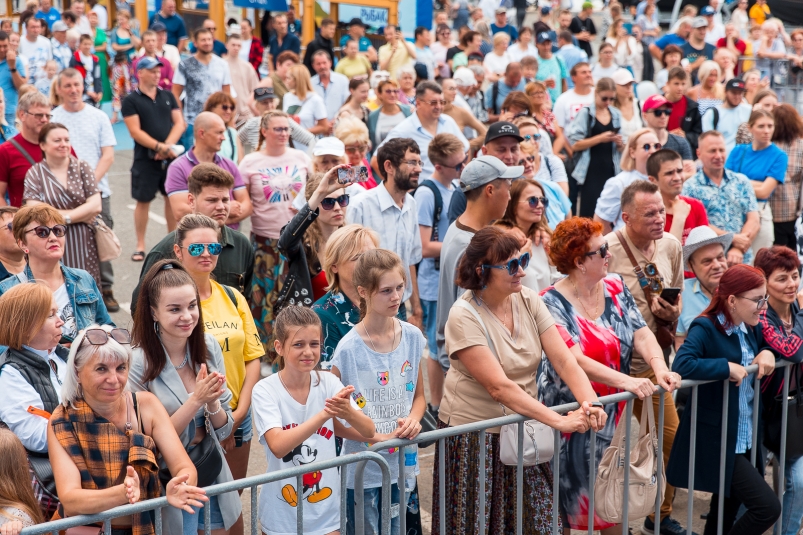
top-left (403, 444), bottom-right (418, 494)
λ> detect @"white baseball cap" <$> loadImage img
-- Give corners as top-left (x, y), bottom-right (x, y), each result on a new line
top-left (453, 67), bottom-right (477, 87)
top-left (312, 137), bottom-right (345, 157)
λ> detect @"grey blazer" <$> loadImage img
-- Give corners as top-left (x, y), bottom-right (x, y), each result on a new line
top-left (128, 333), bottom-right (242, 532)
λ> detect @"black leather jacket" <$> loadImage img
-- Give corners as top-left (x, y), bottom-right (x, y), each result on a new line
top-left (275, 203), bottom-right (321, 313)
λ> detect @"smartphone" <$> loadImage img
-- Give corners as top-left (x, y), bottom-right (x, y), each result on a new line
top-left (337, 165), bottom-right (369, 184)
top-left (611, 127), bottom-right (621, 134)
top-left (234, 427), bottom-right (244, 448)
top-left (659, 287), bottom-right (681, 305)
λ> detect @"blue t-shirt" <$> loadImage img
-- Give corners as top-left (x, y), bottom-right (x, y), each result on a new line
top-left (0, 57), bottom-right (26, 123)
top-left (269, 33), bottom-right (301, 67)
top-left (540, 179), bottom-right (572, 230)
top-left (414, 179), bottom-right (455, 301)
top-left (491, 23), bottom-right (519, 43)
top-left (535, 55), bottom-right (568, 103)
top-left (339, 35), bottom-right (373, 52)
top-left (725, 143), bottom-right (788, 201)
top-left (654, 33), bottom-right (686, 50)
top-left (35, 8), bottom-right (61, 29)
top-left (681, 41), bottom-right (716, 66)
top-left (485, 78), bottom-right (527, 113)
top-left (149, 13), bottom-right (187, 47)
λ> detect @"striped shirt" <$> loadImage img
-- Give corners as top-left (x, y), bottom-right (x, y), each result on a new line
top-left (718, 313), bottom-right (755, 454)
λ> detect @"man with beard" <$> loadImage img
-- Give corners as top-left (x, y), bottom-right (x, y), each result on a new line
top-left (172, 27), bottom-right (231, 149)
top-left (347, 137), bottom-right (424, 328)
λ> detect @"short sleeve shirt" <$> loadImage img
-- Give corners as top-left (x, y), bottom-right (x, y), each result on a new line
top-left (414, 179), bottom-right (455, 301)
top-left (726, 143), bottom-right (788, 200)
top-left (121, 88), bottom-right (180, 162)
top-left (535, 55), bottom-right (568, 102)
top-left (172, 55), bottom-right (232, 125)
top-left (149, 13), bottom-right (187, 46)
top-left (339, 35), bottom-right (372, 52)
top-left (441, 287), bottom-right (554, 431)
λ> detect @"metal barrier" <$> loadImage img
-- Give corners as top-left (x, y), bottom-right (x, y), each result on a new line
top-left (737, 57), bottom-right (803, 113)
top-left (20, 359), bottom-right (796, 535)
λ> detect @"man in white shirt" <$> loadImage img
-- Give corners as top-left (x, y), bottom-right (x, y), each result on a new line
top-left (19, 18), bottom-right (51, 82)
top-left (50, 20), bottom-right (71, 72)
top-left (552, 61), bottom-right (594, 128)
top-left (53, 68), bottom-right (119, 311)
top-left (70, 0), bottom-right (92, 36)
top-left (310, 50), bottom-right (349, 122)
top-left (701, 5), bottom-right (725, 44)
top-left (702, 78), bottom-right (752, 154)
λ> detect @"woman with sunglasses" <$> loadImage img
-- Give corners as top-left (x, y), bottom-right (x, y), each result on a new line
top-left (433, 226), bottom-right (608, 534)
top-left (49, 323), bottom-right (209, 535)
top-left (668, 264), bottom-right (779, 535)
top-left (594, 128), bottom-right (661, 233)
top-left (0, 204), bottom-right (112, 344)
top-left (539, 217), bottom-right (675, 533)
top-left (367, 79), bottom-right (412, 148)
top-left (337, 78), bottom-right (371, 125)
top-left (277, 166), bottom-right (349, 313)
top-left (566, 77), bottom-right (624, 218)
top-left (22, 123), bottom-right (103, 286)
top-left (204, 92), bottom-right (244, 164)
top-left (430, 23), bottom-right (455, 79)
top-left (517, 141), bottom-right (572, 229)
top-left (525, 82), bottom-right (569, 158)
top-left (129, 260), bottom-right (243, 535)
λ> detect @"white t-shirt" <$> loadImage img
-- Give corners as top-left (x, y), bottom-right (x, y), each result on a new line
top-left (52, 104), bottom-right (117, 198)
top-left (19, 35), bottom-right (52, 82)
top-left (552, 88), bottom-right (595, 127)
top-left (238, 39), bottom-right (251, 64)
top-left (282, 92), bottom-right (327, 153)
top-left (591, 63), bottom-right (620, 82)
top-left (91, 4), bottom-right (108, 30)
top-left (374, 110), bottom-right (405, 147)
top-left (172, 55), bottom-right (233, 125)
top-left (482, 51), bottom-right (511, 76)
top-left (252, 372), bottom-right (355, 535)
top-left (507, 43), bottom-right (539, 63)
top-left (79, 51), bottom-right (94, 87)
top-left (54, 283), bottom-right (77, 341)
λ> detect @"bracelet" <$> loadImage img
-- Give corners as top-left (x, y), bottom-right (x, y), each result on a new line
top-left (205, 401), bottom-right (222, 416)
top-left (155, 142), bottom-right (161, 152)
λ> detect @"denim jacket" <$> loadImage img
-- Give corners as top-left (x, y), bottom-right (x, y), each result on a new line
top-left (566, 104), bottom-right (623, 185)
top-left (0, 264), bottom-right (114, 332)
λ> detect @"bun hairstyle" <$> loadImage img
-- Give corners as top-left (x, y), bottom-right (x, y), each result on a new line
top-left (273, 306), bottom-right (322, 380)
top-left (352, 249), bottom-right (406, 320)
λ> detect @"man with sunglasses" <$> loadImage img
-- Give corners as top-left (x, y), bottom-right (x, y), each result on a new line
top-left (641, 94), bottom-right (696, 178)
top-left (605, 179), bottom-right (688, 535)
top-left (701, 78), bottom-right (752, 155)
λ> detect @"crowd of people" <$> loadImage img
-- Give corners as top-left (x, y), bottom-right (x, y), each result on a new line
top-left (0, 1), bottom-right (802, 535)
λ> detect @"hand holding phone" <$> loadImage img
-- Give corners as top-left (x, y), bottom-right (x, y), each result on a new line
top-left (337, 165), bottom-right (369, 184)
top-left (659, 287), bottom-right (681, 306)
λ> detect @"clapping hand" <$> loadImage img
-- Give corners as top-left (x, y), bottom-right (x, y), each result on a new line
top-left (194, 364), bottom-right (226, 407)
top-left (123, 465), bottom-right (140, 504)
top-left (166, 473), bottom-right (208, 514)
top-left (324, 386), bottom-right (356, 419)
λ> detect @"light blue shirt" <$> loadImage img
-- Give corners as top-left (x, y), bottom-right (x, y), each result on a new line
top-left (414, 179), bottom-right (455, 301)
top-left (539, 179), bottom-right (572, 230)
top-left (594, 170), bottom-right (648, 230)
top-left (415, 45), bottom-right (437, 80)
top-left (0, 56), bottom-right (26, 124)
top-left (346, 182), bottom-right (423, 302)
top-left (311, 70), bottom-right (351, 121)
top-left (701, 103), bottom-right (753, 155)
top-left (378, 112), bottom-right (470, 182)
top-left (484, 78), bottom-right (527, 113)
top-left (677, 278), bottom-right (711, 336)
top-left (556, 44), bottom-right (588, 89)
top-left (717, 312), bottom-right (755, 454)
top-left (51, 38), bottom-right (72, 72)
top-left (535, 54), bottom-right (568, 103)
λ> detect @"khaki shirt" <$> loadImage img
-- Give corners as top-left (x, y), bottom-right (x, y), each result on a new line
top-left (605, 230), bottom-right (683, 374)
top-left (441, 287), bottom-right (555, 432)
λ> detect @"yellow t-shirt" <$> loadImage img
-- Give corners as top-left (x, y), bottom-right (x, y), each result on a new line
top-left (335, 56), bottom-right (372, 79)
top-left (378, 42), bottom-right (413, 80)
top-left (749, 4), bottom-right (770, 25)
top-left (201, 280), bottom-right (264, 410)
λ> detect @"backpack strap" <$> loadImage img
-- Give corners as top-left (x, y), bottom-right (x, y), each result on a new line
top-left (221, 284), bottom-right (238, 307)
top-left (492, 81), bottom-right (500, 115)
top-left (9, 137), bottom-right (37, 166)
top-left (712, 107), bottom-right (720, 132)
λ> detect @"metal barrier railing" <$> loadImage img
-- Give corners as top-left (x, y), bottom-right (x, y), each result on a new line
top-left (737, 57), bottom-right (803, 113)
top-left (19, 359), bottom-right (796, 535)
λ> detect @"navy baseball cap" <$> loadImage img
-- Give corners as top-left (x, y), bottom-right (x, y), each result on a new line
top-left (536, 31), bottom-right (552, 44)
top-left (136, 56), bottom-right (164, 70)
top-left (701, 5), bottom-right (715, 16)
top-left (151, 21), bottom-right (167, 32)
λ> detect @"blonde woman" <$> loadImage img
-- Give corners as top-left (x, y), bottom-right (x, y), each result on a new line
top-left (334, 116), bottom-right (379, 189)
top-left (282, 64), bottom-right (329, 152)
top-left (605, 19), bottom-right (639, 73)
top-left (0, 428), bottom-right (43, 534)
top-left (483, 32), bottom-right (511, 82)
top-left (686, 60), bottom-right (725, 117)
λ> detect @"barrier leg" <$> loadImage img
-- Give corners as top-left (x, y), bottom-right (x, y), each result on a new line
top-left (517, 420), bottom-right (524, 535)
top-left (250, 485), bottom-right (257, 535)
top-left (588, 428), bottom-right (596, 535)
top-left (687, 386), bottom-right (698, 535)
top-left (656, 392), bottom-right (665, 534)
top-left (480, 430), bottom-right (486, 535)
top-left (623, 399), bottom-right (633, 535)
top-left (553, 428), bottom-right (560, 535)
top-left (717, 382), bottom-right (730, 535)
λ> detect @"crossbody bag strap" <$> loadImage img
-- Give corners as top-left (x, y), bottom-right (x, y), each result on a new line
top-left (9, 137), bottom-right (37, 166)
top-left (615, 230), bottom-right (654, 302)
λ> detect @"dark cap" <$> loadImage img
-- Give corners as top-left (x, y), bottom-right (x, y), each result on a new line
top-left (540, 5), bottom-right (551, 15)
top-left (484, 121), bottom-right (524, 144)
top-left (253, 86), bottom-right (276, 101)
top-left (136, 56), bottom-right (163, 70)
top-left (536, 31), bottom-right (552, 44)
top-left (150, 21), bottom-right (167, 32)
top-left (700, 5), bottom-right (715, 15)
top-left (348, 17), bottom-right (365, 27)
top-left (725, 78), bottom-right (746, 92)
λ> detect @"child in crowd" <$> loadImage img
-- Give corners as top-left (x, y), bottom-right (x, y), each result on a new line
top-left (252, 307), bottom-right (374, 535)
top-left (34, 59), bottom-right (57, 97)
top-left (68, 34), bottom-right (102, 106)
top-left (111, 51), bottom-right (132, 123)
top-left (331, 249), bottom-right (427, 535)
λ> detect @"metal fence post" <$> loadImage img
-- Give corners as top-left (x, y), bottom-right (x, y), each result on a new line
top-left (439, 438), bottom-right (445, 533)
top-left (751, 373), bottom-right (760, 467)
top-left (778, 364), bottom-right (791, 530)
top-left (250, 485), bottom-right (257, 535)
top-left (155, 507), bottom-right (162, 535)
top-left (398, 445), bottom-right (406, 535)
top-left (687, 386), bottom-right (698, 535)
top-left (656, 392), bottom-right (665, 535)
top-left (204, 498), bottom-right (211, 535)
top-left (480, 429), bottom-right (487, 535)
top-left (717, 381), bottom-right (730, 535)
top-left (623, 399), bottom-right (633, 535)
top-left (341, 460), bottom-right (348, 534)
top-left (588, 428), bottom-right (596, 535)
top-left (552, 428), bottom-right (559, 535)
top-left (517, 420), bottom-right (524, 535)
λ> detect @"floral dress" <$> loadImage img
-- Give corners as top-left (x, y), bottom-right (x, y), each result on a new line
top-left (538, 274), bottom-right (647, 530)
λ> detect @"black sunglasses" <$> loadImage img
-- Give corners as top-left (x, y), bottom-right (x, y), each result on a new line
top-left (586, 243), bottom-right (609, 258)
top-left (320, 194), bottom-right (349, 210)
top-left (26, 225), bottom-right (67, 239)
top-left (600, 96), bottom-right (615, 103)
top-left (482, 252), bottom-right (531, 276)
top-left (650, 109), bottom-right (672, 117)
top-left (642, 142), bottom-right (662, 151)
top-left (525, 195), bottom-right (549, 208)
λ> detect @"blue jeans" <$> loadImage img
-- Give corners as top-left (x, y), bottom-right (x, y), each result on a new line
top-left (346, 483), bottom-right (404, 535)
top-left (782, 455), bottom-right (803, 535)
top-left (238, 408), bottom-right (253, 443)
top-left (419, 299), bottom-right (438, 361)
top-left (182, 494), bottom-right (224, 535)
top-left (179, 123), bottom-right (194, 151)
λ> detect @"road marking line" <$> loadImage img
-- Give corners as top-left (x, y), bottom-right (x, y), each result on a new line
top-left (126, 204), bottom-right (167, 225)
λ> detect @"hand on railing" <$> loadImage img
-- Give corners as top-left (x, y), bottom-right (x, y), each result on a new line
top-left (728, 362), bottom-right (748, 386)
top-left (622, 376), bottom-right (659, 399)
top-left (751, 350), bottom-right (776, 379)
top-left (0, 521), bottom-right (23, 535)
top-left (555, 408), bottom-right (591, 433)
top-left (393, 415), bottom-right (423, 440)
top-left (123, 465), bottom-right (140, 504)
top-left (165, 473), bottom-right (208, 514)
top-left (655, 370), bottom-right (682, 393)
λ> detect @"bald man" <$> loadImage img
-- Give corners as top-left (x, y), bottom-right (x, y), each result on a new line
top-left (165, 111), bottom-right (252, 224)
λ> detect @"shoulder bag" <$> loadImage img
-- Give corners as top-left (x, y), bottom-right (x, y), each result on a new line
top-left (92, 216), bottom-right (121, 262)
top-left (594, 399), bottom-right (665, 523)
top-left (452, 297), bottom-right (554, 466)
top-left (765, 363), bottom-right (803, 459)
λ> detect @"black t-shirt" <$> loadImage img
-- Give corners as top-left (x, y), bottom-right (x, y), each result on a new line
top-left (446, 45), bottom-right (463, 62)
top-left (569, 16), bottom-right (596, 59)
top-left (121, 87), bottom-right (180, 163)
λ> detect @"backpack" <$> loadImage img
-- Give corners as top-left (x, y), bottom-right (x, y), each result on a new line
top-left (711, 107), bottom-right (720, 131)
top-left (491, 81), bottom-right (501, 115)
top-left (415, 180), bottom-right (443, 270)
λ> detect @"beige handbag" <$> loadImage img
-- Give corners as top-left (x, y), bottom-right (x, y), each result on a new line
top-left (594, 400), bottom-right (665, 523)
top-left (92, 216), bottom-right (121, 262)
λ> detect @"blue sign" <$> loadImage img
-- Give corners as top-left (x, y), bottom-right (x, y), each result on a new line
top-left (232, 0), bottom-right (288, 10)
top-left (338, 5), bottom-right (388, 29)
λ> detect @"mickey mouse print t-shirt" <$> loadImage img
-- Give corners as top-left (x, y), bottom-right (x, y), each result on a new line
top-left (331, 321), bottom-right (425, 489)
top-left (237, 148), bottom-right (311, 239)
top-left (252, 371), bottom-right (357, 535)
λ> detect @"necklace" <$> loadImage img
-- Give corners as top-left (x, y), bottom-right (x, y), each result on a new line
top-left (173, 351), bottom-right (188, 370)
top-left (571, 277), bottom-right (601, 319)
top-left (362, 318), bottom-right (397, 353)
top-left (483, 294), bottom-right (510, 328)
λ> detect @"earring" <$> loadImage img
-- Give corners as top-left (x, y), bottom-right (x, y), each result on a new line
top-left (153, 321), bottom-right (159, 333)
top-left (580, 266), bottom-right (586, 274)
top-left (23, 249), bottom-right (28, 254)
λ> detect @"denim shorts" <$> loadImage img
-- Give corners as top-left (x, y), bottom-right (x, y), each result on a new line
top-left (345, 483), bottom-right (404, 535)
top-left (237, 408), bottom-right (253, 443)
top-left (182, 494), bottom-right (224, 534)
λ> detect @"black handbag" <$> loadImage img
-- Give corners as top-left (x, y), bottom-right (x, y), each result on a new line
top-left (766, 364), bottom-right (803, 459)
top-left (418, 410), bottom-right (438, 449)
top-left (158, 426), bottom-right (223, 488)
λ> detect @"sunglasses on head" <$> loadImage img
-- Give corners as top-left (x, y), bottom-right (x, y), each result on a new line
top-left (80, 328), bottom-right (132, 346)
top-left (585, 243), bottom-right (609, 258)
top-left (650, 109), bottom-right (672, 117)
top-left (254, 87), bottom-right (273, 97)
top-left (642, 142), bottom-right (662, 151)
top-left (320, 194), bottom-right (349, 210)
top-left (482, 252), bottom-right (531, 276)
top-left (182, 243), bottom-right (222, 256)
top-left (524, 195), bottom-right (548, 208)
top-left (27, 225), bottom-right (67, 239)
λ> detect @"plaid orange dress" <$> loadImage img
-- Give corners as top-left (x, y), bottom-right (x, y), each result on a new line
top-left (50, 394), bottom-right (161, 535)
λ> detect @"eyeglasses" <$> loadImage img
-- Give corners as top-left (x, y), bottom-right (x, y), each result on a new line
top-left (25, 111), bottom-right (52, 120)
top-left (401, 159), bottom-right (423, 168)
top-left (642, 142), bottom-right (663, 151)
top-left (585, 243), bottom-right (609, 258)
top-left (219, 105), bottom-right (234, 112)
top-left (80, 328), bottom-right (132, 346)
top-left (737, 294), bottom-right (770, 310)
top-left (26, 225), bottom-right (67, 238)
top-left (382, 89), bottom-right (397, 95)
top-left (181, 243), bottom-right (223, 256)
top-left (345, 145), bottom-right (367, 153)
top-left (523, 133), bottom-right (542, 142)
top-left (522, 195), bottom-right (549, 208)
top-left (482, 252), bottom-right (531, 276)
top-left (649, 109), bottom-right (672, 117)
top-left (424, 99), bottom-right (446, 106)
top-left (439, 31), bottom-right (450, 35)
top-left (271, 127), bottom-right (290, 134)
top-left (600, 96), bottom-right (615, 103)
top-left (320, 194), bottom-right (349, 210)
top-left (518, 155), bottom-right (536, 165)
top-left (528, 91), bottom-right (547, 97)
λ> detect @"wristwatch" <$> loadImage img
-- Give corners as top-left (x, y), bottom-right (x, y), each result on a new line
top-left (589, 401), bottom-right (604, 409)
top-left (9, 69), bottom-right (15, 73)
top-left (64, 215), bottom-right (71, 225)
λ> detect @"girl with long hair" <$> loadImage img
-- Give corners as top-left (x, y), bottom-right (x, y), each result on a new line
top-left (282, 64), bottom-right (329, 152)
top-left (0, 428), bottom-right (43, 533)
top-left (337, 78), bottom-right (371, 124)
